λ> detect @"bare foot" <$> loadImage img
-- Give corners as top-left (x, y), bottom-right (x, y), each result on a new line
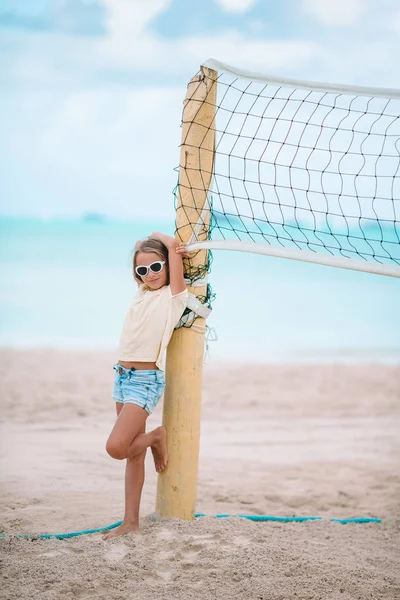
top-left (102, 521), bottom-right (139, 541)
top-left (151, 426), bottom-right (168, 473)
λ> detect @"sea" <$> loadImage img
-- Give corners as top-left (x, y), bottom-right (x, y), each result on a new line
top-left (1, 217), bottom-right (399, 364)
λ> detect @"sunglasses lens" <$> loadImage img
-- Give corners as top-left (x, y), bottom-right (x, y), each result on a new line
top-left (150, 262), bottom-right (162, 273)
top-left (136, 266), bottom-right (147, 276)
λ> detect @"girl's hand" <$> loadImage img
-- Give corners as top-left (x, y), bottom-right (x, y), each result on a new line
top-left (175, 244), bottom-right (192, 258)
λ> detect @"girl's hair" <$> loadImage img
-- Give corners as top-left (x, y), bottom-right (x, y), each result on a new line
top-left (133, 238), bottom-right (169, 287)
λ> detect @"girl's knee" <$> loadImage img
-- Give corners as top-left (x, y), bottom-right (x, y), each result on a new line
top-left (106, 439), bottom-right (126, 460)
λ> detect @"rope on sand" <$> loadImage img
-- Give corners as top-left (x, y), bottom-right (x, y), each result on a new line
top-left (0, 521), bottom-right (124, 540)
top-left (0, 515), bottom-right (386, 540)
top-left (197, 515), bottom-right (384, 523)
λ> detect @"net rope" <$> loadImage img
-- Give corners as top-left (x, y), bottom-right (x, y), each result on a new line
top-left (174, 61), bottom-right (400, 292)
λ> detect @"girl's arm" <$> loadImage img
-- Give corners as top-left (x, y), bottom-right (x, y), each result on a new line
top-left (149, 232), bottom-right (187, 296)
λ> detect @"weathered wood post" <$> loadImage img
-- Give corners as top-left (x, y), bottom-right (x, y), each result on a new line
top-left (156, 66), bottom-right (217, 519)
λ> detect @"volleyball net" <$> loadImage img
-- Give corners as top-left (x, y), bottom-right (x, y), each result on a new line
top-left (174, 59), bottom-right (400, 286)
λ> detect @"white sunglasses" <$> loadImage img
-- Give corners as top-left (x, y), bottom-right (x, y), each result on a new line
top-left (135, 260), bottom-right (165, 277)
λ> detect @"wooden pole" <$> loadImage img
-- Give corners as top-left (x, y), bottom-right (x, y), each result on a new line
top-left (155, 66), bottom-right (217, 519)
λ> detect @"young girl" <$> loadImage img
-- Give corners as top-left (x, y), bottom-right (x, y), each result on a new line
top-left (103, 231), bottom-right (189, 540)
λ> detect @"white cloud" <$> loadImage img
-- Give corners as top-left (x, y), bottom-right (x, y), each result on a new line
top-left (33, 87), bottom-right (183, 218)
top-left (84, 0), bottom-right (318, 74)
top-left (215, 0), bottom-right (258, 13)
top-left (1, 0), bottom-right (400, 220)
top-left (102, 0), bottom-right (171, 37)
top-left (180, 35), bottom-right (318, 72)
top-left (303, 0), bottom-right (365, 26)
top-left (308, 38), bottom-right (400, 88)
top-left (3, 27), bottom-right (318, 219)
top-left (38, 87), bottom-right (181, 171)
top-left (0, 27), bottom-right (320, 84)
top-left (0, 85), bottom-right (185, 218)
top-left (0, 0), bottom-right (324, 219)
top-left (389, 9), bottom-right (400, 32)
top-left (4, 0), bottom-right (398, 89)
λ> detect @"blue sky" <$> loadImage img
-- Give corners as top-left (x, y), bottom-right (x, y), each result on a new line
top-left (0, 0), bottom-right (399, 220)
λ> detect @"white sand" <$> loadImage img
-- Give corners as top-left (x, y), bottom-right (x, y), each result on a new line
top-left (0, 349), bottom-right (399, 599)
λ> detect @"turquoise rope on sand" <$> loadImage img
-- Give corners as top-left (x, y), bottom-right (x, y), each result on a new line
top-left (196, 515), bottom-right (384, 524)
top-left (0, 520), bottom-right (123, 541)
top-left (196, 514), bottom-right (323, 522)
top-left (0, 514), bottom-right (386, 540)
top-left (329, 517), bottom-right (383, 524)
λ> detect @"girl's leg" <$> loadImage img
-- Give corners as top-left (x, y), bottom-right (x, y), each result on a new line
top-left (123, 449), bottom-right (146, 526)
top-left (105, 403), bottom-right (168, 471)
top-left (103, 403), bottom-right (168, 541)
top-left (126, 429), bottom-right (167, 472)
top-left (103, 415), bottom-right (146, 540)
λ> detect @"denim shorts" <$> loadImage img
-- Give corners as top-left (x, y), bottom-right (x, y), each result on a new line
top-left (112, 363), bottom-right (166, 415)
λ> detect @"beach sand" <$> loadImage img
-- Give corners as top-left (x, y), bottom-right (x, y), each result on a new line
top-left (0, 349), bottom-right (399, 599)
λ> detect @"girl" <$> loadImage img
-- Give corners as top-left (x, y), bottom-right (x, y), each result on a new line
top-left (103, 231), bottom-right (189, 540)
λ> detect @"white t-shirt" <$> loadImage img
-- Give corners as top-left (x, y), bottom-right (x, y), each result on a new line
top-left (118, 284), bottom-right (189, 371)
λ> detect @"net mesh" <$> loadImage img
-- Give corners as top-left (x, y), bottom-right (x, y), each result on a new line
top-left (175, 64), bottom-right (400, 288)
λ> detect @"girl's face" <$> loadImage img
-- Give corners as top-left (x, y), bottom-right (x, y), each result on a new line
top-left (135, 251), bottom-right (168, 290)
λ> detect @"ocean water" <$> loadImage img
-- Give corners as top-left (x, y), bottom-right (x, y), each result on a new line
top-left (0, 218), bottom-right (399, 363)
